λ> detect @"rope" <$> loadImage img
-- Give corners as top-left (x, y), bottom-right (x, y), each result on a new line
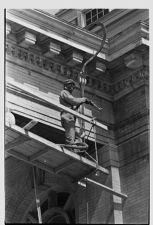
top-left (93, 120), bottom-right (99, 166)
top-left (79, 22), bottom-right (106, 145)
top-left (80, 21), bottom-right (106, 76)
top-left (32, 166), bottom-right (42, 224)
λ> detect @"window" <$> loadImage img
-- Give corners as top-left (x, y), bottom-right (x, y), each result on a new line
top-left (85, 9), bottom-right (109, 26)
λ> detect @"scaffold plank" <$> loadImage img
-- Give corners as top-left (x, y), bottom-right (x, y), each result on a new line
top-left (8, 149), bottom-right (73, 183)
top-left (55, 159), bottom-right (76, 174)
top-left (5, 135), bottom-right (29, 151)
top-left (5, 124), bottom-right (109, 175)
top-left (29, 148), bottom-right (49, 161)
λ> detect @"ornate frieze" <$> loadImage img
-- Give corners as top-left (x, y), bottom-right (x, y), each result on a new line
top-left (110, 67), bottom-right (149, 95)
top-left (6, 43), bottom-right (149, 97)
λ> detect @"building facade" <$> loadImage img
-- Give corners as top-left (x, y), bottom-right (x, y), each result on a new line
top-left (5, 9), bottom-right (149, 224)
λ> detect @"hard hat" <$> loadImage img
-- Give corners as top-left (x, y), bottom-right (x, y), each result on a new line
top-left (64, 79), bottom-right (76, 86)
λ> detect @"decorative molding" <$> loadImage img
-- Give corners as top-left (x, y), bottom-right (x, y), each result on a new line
top-left (110, 67), bottom-right (149, 95)
top-left (64, 49), bottom-right (83, 66)
top-left (42, 39), bottom-right (61, 57)
top-left (6, 9), bottom-right (107, 60)
top-left (6, 42), bottom-right (149, 97)
top-left (108, 21), bottom-right (149, 61)
top-left (6, 9), bottom-right (149, 63)
top-left (96, 60), bottom-right (106, 73)
top-left (16, 29), bottom-right (36, 48)
top-left (124, 53), bottom-right (143, 69)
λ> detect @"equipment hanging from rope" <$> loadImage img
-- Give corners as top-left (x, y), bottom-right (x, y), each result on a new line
top-left (78, 21), bottom-right (106, 154)
top-left (79, 21), bottom-right (106, 135)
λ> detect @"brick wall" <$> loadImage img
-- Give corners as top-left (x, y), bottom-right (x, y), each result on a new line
top-left (113, 86), bottom-right (147, 123)
top-left (77, 173), bottom-right (114, 224)
top-left (115, 90), bottom-right (149, 224)
top-left (118, 131), bottom-right (149, 166)
top-left (5, 157), bottom-right (32, 223)
top-left (120, 155), bottom-right (149, 224)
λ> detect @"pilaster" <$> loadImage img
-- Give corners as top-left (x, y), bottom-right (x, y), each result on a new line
top-left (99, 144), bottom-right (123, 224)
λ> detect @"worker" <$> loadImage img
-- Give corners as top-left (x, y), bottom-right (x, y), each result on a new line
top-left (59, 79), bottom-right (90, 146)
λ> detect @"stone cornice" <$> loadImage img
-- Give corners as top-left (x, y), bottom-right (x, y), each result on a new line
top-left (6, 9), bottom-right (149, 62)
top-left (108, 21), bottom-right (149, 61)
top-left (6, 42), bottom-right (149, 100)
top-left (5, 42), bottom-right (110, 99)
top-left (6, 9), bottom-right (107, 60)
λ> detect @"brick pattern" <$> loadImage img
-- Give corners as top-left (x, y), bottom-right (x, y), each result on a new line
top-left (77, 174), bottom-right (115, 224)
top-left (118, 131), bottom-right (149, 166)
top-left (5, 157), bottom-right (32, 222)
top-left (120, 155), bottom-right (149, 224)
top-left (113, 86), bottom-right (147, 123)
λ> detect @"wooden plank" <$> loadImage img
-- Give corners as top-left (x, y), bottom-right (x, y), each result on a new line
top-left (6, 124), bottom-right (109, 175)
top-left (8, 140), bottom-right (41, 156)
top-left (5, 135), bottom-right (14, 143)
top-left (5, 135), bottom-right (29, 151)
top-left (7, 149), bottom-right (55, 174)
top-left (84, 178), bottom-right (128, 199)
top-left (55, 159), bottom-right (76, 173)
top-left (5, 128), bottom-right (19, 138)
top-left (23, 120), bottom-right (38, 130)
top-left (29, 148), bottom-right (49, 161)
top-left (6, 77), bottom-right (108, 130)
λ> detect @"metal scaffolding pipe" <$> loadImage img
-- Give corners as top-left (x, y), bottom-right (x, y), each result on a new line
top-left (84, 177), bottom-right (128, 199)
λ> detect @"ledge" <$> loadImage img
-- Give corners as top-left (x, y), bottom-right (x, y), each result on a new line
top-left (6, 9), bottom-right (149, 63)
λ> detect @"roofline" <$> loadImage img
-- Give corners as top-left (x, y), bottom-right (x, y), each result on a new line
top-left (55, 9), bottom-right (74, 16)
top-left (6, 9), bottom-right (107, 59)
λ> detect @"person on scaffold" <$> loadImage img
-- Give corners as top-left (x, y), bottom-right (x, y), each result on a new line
top-left (59, 79), bottom-right (91, 149)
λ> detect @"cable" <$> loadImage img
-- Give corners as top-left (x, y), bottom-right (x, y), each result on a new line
top-left (93, 120), bottom-right (98, 165)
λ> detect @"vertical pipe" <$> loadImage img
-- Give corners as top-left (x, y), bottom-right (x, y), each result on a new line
top-left (80, 75), bottom-right (85, 141)
top-left (33, 167), bottom-right (42, 224)
top-left (93, 123), bottom-right (98, 165)
top-left (86, 178), bottom-right (89, 224)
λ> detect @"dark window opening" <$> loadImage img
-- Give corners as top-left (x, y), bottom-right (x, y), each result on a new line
top-left (85, 9), bottom-right (109, 26)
